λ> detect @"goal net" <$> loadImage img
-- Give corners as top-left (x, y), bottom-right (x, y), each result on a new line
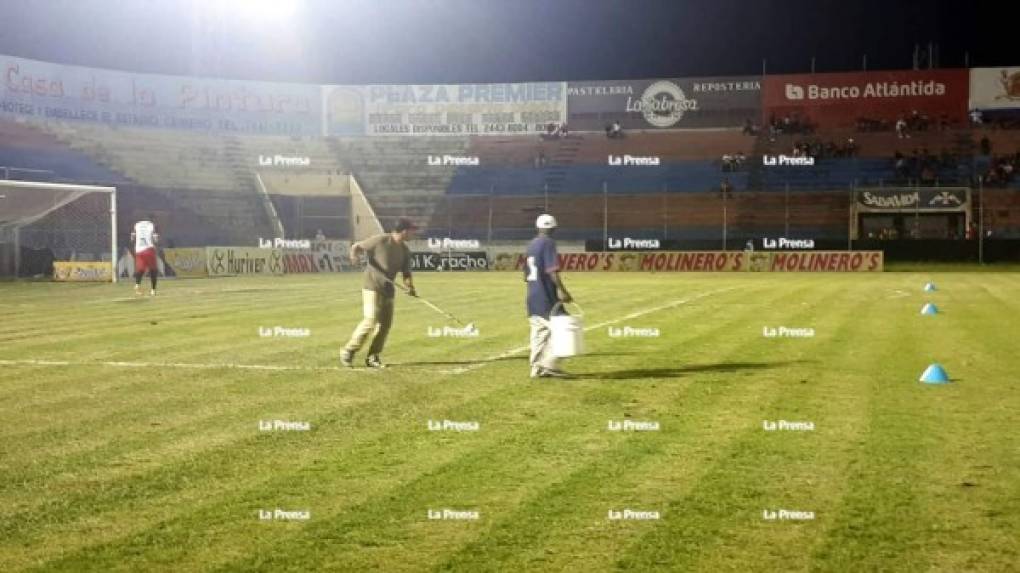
top-left (0, 180), bottom-right (117, 281)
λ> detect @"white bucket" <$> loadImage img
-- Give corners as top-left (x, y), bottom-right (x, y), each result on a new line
top-left (550, 302), bottom-right (584, 358)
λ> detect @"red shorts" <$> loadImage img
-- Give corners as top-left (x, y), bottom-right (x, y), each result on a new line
top-left (135, 249), bottom-right (158, 274)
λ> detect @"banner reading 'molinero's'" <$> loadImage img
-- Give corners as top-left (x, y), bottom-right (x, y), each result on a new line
top-left (491, 251), bottom-right (883, 272)
top-left (1, 54), bottom-right (321, 135)
top-left (763, 70), bottom-right (969, 128)
top-left (323, 83), bottom-right (566, 136)
top-left (567, 76), bottom-right (761, 130)
top-left (205, 247), bottom-right (283, 277)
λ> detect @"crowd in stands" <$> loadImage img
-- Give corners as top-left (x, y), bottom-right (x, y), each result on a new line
top-left (605, 121), bottom-right (624, 139)
top-left (542, 122), bottom-right (570, 140)
top-left (981, 153), bottom-right (1019, 187)
top-left (721, 152), bottom-right (747, 171)
top-left (788, 137), bottom-right (859, 159)
top-left (970, 109), bottom-right (1020, 129)
top-left (767, 114), bottom-right (814, 139)
top-left (892, 148), bottom-right (959, 185)
top-left (857, 110), bottom-right (952, 135)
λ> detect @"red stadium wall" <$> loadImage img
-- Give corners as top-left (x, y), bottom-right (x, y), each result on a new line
top-left (762, 69), bottom-right (969, 129)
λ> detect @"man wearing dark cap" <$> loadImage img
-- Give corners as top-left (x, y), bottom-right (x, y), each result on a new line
top-left (341, 218), bottom-right (418, 368)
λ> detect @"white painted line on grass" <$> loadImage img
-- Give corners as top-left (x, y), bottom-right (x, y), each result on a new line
top-left (0, 358), bottom-right (342, 372)
top-left (443, 286), bottom-right (739, 375)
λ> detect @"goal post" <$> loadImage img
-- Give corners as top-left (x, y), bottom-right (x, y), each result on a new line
top-left (0, 179), bottom-right (117, 282)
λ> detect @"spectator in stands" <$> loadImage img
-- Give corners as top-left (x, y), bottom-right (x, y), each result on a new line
top-left (721, 154), bottom-right (734, 172)
top-left (896, 116), bottom-right (909, 139)
top-left (534, 150), bottom-right (547, 168)
top-left (970, 109), bottom-right (983, 125)
top-left (315, 229), bottom-right (326, 241)
top-left (966, 222), bottom-right (977, 240)
top-left (606, 121), bottom-right (623, 139)
top-left (980, 136), bottom-right (992, 156)
top-left (719, 178), bottom-right (734, 195)
top-left (742, 118), bottom-right (758, 136)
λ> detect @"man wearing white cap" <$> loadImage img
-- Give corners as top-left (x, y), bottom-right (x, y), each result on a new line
top-left (525, 214), bottom-right (574, 378)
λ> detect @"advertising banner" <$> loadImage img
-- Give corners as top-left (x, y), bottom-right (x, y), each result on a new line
top-left (162, 248), bottom-right (208, 278)
top-left (323, 83), bottom-right (567, 136)
top-left (762, 69), bottom-right (969, 128)
top-left (490, 251), bottom-right (883, 272)
top-left (205, 247), bottom-right (283, 277)
top-left (567, 76), bottom-right (761, 130)
top-left (411, 252), bottom-right (489, 271)
top-left (969, 67), bottom-right (1020, 110)
top-left (1, 54), bottom-right (321, 135)
top-left (283, 240), bottom-right (352, 273)
top-left (53, 261), bottom-right (112, 281)
top-left (856, 188), bottom-right (969, 212)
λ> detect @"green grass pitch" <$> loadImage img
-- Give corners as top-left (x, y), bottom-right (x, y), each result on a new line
top-left (1, 271), bottom-right (1018, 572)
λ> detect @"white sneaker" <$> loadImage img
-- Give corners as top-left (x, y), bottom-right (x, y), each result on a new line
top-left (150, 289), bottom-right (156, 297)
top-left (134, 284), bottom-right (141, 296)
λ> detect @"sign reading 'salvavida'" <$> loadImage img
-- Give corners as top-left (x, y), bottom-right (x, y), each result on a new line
top-left (567, 76), bottom-right (761, 130)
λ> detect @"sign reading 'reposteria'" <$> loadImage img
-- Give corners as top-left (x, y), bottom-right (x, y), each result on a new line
top-left (567, 76), bottom-right (761, 130)
top-left (323, 83), bottom-right (567, 136)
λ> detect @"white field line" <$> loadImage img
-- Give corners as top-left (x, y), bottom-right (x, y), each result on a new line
top-left (443, 286), bottom-right (739, 375)
top-left (0, 358), bottom-right (341, 372)
top-left (0, 287), bottom-right (738, 376)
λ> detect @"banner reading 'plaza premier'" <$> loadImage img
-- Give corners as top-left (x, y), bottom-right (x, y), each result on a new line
top-left (323, 83), bottom-right (567, 136)
top-left (567, 76), bottom-right (761, 130)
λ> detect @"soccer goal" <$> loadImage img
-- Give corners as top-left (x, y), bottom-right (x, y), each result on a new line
top-left (0, 179), bottom-right (118, 282)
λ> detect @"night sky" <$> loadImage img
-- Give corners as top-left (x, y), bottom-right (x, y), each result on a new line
top-left (0, 0), bottom-right (1015, 84)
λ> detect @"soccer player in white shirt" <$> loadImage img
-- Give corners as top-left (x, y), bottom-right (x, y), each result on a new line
top-left (131, 216), bottom-right (159, 296)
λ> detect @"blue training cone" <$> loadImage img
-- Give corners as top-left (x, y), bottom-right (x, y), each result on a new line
top-left (924, 282), bottom-right (937, 292)
top-left (920, 363), bottom-right (950, 384)
top-left (920, 303), bottom-right (938, 315)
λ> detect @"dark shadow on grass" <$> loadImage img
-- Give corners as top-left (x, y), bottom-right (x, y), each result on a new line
top-left (573, 360), bottom-right (808, 381)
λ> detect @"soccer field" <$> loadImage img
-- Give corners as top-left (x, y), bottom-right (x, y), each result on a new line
top-left (1, 272), bottom-right (1018, 572)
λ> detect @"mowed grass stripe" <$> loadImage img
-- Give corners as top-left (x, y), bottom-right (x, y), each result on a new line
top-left (195, 282), bottom-right (776, 572)
top-left (426, 279), bottom-right (815, 572)
top-left (600, 274), bottom-right (908, 571)
top-left (0, 279), bottom-right (734, 566)
top-left (676, 275), bottom-right (885, 571)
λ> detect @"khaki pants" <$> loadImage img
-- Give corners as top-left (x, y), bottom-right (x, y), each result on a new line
top-left (344, 289), bottom-right (394, 356)
top-left (529, 315), bottom-right (558, 371)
